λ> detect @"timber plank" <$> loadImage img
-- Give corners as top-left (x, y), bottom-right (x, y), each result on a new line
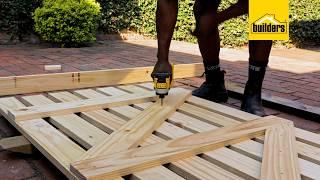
top-left (0, 97), bottom-right (85, 179)
top-left (203, 148), bottom-right (261, 180)
top-left (0, 63), bottom-right (203, 96)
top-left (75, 88), bottom-right (244, 179)
top-left (179, 103), bottom-right (240, 127)
top-left (21, 95), bottom-right (106, 149)
top-left (49, 92), bottom-right (126, 134)
top-left (261, 122), bottom-right (301, 180)
top-left (10, 92), bottom-right (156, 121)
top-left (187, 96), bottom-right (258, 122)
top-left (0, 136), bottom-right (33, 154)
top-left (71, 118), bottom-right (279, 179)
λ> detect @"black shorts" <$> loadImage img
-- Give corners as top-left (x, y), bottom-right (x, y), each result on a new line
top-left (195, 0), bottom-right (222, 13)
top-left (199, 0), bottom-right (221, 8)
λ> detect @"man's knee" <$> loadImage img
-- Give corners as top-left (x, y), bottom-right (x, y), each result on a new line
top-left (193, 0), bottom-right (220, 18)
top-left (193, 0), bottom-right (220, 37)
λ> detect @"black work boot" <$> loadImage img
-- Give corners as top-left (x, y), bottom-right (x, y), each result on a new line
top-left (241, 63), bottom-right (267, 116)
top-left (192, 64), bottom-right (228, 103)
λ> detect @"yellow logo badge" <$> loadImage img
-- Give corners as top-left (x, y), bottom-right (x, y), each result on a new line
top-left (249, 0), bottom-right (289, 40)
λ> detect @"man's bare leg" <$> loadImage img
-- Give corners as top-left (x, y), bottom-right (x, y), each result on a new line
top-left (192, 0), bottom-right (249, 102)
top-left (152, 0), bottom-right (178, 76)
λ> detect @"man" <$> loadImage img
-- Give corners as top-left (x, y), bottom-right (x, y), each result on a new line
top-left (152, 0), bottom-right (272, 116)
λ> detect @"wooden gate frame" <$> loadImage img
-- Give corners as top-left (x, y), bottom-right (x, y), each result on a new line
top-left (0, 64), bottom-right (303, 180)
top-left (0, 87), bottom-right (300, 180)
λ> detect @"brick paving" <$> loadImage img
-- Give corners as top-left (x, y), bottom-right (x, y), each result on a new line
top-left (0, 40), bottom-right (319, 179)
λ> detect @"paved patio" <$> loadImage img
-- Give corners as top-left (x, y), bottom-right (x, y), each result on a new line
top-left (0, 40), bottom-right (319, 179)
top-left (1, 40), bottom-right (319, 107)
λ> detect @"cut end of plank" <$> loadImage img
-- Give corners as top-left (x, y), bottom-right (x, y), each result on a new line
top-left (44, 65), bottom-right (62, 71)
top-left (0, 136), bottom-right (33, 154)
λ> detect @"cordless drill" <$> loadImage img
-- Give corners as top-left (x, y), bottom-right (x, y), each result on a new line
top-left (152, 65), bottom-right (174, 106)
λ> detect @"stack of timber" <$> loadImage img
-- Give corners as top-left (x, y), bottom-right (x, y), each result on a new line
top-left (0, 66), bottom-right (319, 180)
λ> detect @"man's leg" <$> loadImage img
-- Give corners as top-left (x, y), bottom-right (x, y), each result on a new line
top-left (152, 0), bottom-right (178, 75)
top-left (192, 0), bottom-right (248, 102)
top-left (241, 40), bottom-right (272, 116)
top-left (192, 0), bottom-right (228, 102)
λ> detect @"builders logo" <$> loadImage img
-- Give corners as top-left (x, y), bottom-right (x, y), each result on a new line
top-left (249, 0), bottom-right (289, 40)
top-left (251, 14), bottom-right (287, 34)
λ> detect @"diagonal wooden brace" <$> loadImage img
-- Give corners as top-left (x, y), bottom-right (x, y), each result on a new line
top-left (78, 88), bottom-right (192, 160)
top-left (70, 116), bottom-right (287, 180)
top-left (261, 121), bottom-right (301, 180)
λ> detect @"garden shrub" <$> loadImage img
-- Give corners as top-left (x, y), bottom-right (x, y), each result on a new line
top-left (289, 0), bottom-right (320, 46)
top-left (97, 0), bottom-right (142, 33)
top-left (33, 0), bottom-right (101, 47)
top-left (0, 0), bottom-right (41, 40)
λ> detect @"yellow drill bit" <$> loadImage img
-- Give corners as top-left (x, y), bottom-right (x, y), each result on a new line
top-left (161, 98), bottom-right (163, 106)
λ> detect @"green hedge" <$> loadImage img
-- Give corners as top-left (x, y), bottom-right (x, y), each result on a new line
top-left (1, 0), bottom-right (319, 47)
top-left (99, 0), bottom-right (319, 47)
top-left (33, 0), bottom-right (101, 47)
top-left (0, 0), bottom-right (41, 40)
top-left (290, 0), bottom-right (320, 46)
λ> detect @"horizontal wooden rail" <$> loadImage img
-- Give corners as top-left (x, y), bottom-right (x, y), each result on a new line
top-left (9, 92), bottom-right (157, 121)
top-left (0, 63), bottom-right (203, 96)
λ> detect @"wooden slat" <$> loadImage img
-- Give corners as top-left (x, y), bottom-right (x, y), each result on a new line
top-left (74, 88), bottom-right (245, 179)
top-left (261, 121), bottom-right (301, 180)
top-left (49, 91), bottom-right (128, 134)
top-left (0, 63), bottom-right (203, 96)
top-left (0, 97), bottom-right (85, 179)
top-left (0, 136), bottom-right (33, 154)
top-left (9, 92), bottom-right (157, 121)
top-left (186, 96), bottom-right (258, 122)
top-left (179, 103), bottom-right (241, 127)
top-left (71, 117), bottom-right (281, 179)
top-left (299, 159), bottom-right (320, 179)
top-left (49, 91), bottom-right (185, 180)
top-left (79, 88), bottom-right (191, 160)
top-left (22, 95), bottom-right (106, 149)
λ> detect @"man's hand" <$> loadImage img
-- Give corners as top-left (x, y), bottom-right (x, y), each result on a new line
top-left (151, 60), bottom-right (172, 78)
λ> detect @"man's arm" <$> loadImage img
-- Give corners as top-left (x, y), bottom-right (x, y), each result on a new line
top-left (217, 0), bottom-right (248, 24)
top-left (153, 0), bottom-right (178, 75)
